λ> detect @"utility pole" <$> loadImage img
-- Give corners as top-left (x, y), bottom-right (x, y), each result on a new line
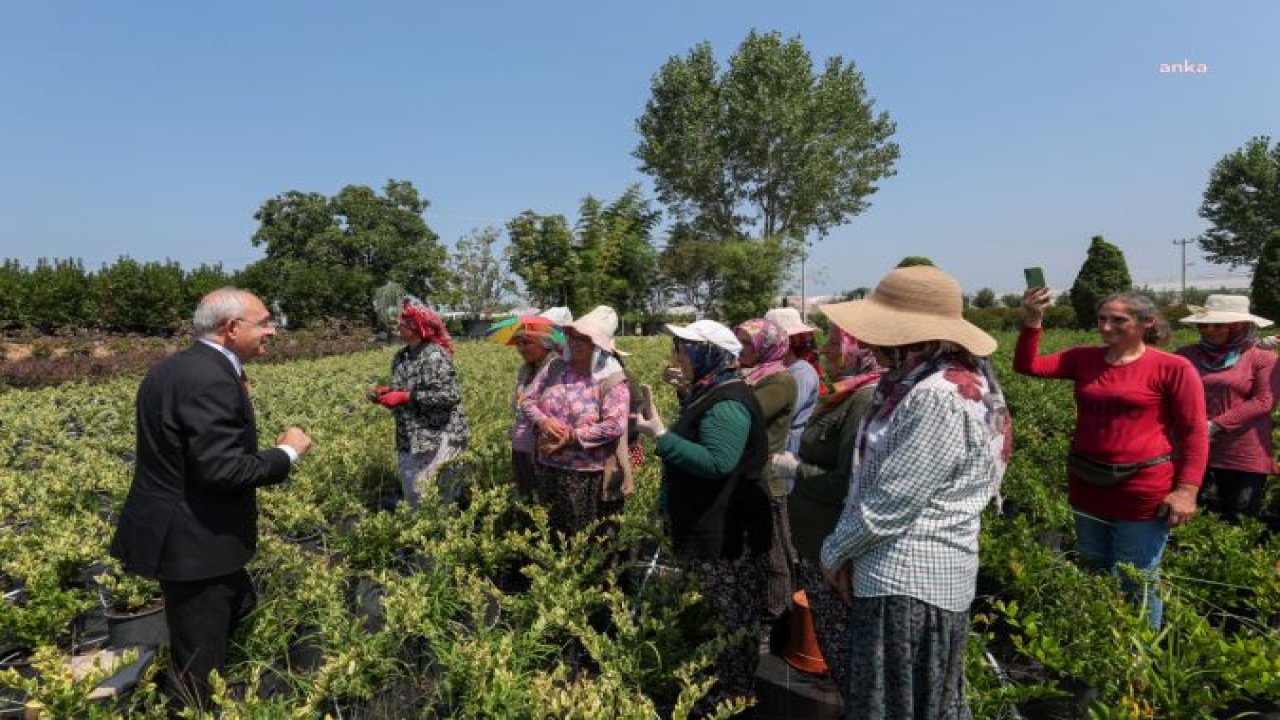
top-left (1172, 238), bottom-right (1194, 305)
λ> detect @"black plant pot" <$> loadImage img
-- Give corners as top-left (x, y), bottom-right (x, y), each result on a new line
top-left (105, 601), bottom-right (168, 648)
top-left (283, 530), bottom-right (325, 555)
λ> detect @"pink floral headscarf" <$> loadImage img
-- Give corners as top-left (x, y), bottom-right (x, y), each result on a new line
top-left (734, 318), bottom-right (790, 386)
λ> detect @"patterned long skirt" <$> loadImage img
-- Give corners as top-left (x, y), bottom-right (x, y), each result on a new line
top-left (843, 595), bottom-right (971, 720)
top-left (794, 561), bottom-right (850, 694)
top-left (762, 495), bottom-right (795, 622)
top-left (532, 464), bottom-right (611, 539)
top-left (397, 432), bottom-right (465, 509)
top-left (686, 554), bottom-right (768, 718)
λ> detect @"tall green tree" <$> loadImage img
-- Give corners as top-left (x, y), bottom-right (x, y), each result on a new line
top-left (637, 30), bottom-right (898, 243)
top-left (442, 227), bottom-right (516, 316)
top-left (505, 211), bottom-right (579, 310)
top-left (1249, 230), bottom-right (1280, 322)
top-left (1198, 136), bottom-right (1280, 269)
top-left (245, 179), bottom-right (445, 325)
top-left (574, 185), bottom-right (661, 318)
top-left (1069, 235), bottom-right (1132, 328)
top-left (718, 237), bottom-right (789, 324)
top-left (658, 223), bottom-right (724, 315)
top-left (636, 30), bottom-right (898, 316)
top-left (506, 186), bottom-right (660, 317)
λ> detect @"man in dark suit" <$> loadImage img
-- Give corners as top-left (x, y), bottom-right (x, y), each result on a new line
top-left (110, 288), bottom-right (312, 707)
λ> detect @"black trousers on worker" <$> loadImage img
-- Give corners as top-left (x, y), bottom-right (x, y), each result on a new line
top-left (160, 568), bottom-right (255, 708)
top-left (1201, 467), bottom-right (1267, 523)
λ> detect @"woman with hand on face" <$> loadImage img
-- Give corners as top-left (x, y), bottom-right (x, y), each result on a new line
top-left (369, 298), bottom-right (470, 509)
top-left (770, 324), bottom-right (883, 697)
top-left (521, 307), bottom-right (631, 538)
top-left (1176, 296), bottom-right (1277, 523)
top-left (508, 308), bottom-right (570, 499)
top-left (1016, 287), bottom-right (1207, 628)
top-left (733, 318), bottom-right (799, 640)
top-left (631, 320), bottom-right (772, 716)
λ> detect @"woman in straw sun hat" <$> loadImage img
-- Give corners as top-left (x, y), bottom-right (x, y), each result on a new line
top-left (1017, 287), bottom-right (1207, 630)
top-left (820, 265), bottom-right (1011, 720)
top-left (520, 306), bottom-right (632, 538)
top-left (1176, 295), bottom-right (1277, 523)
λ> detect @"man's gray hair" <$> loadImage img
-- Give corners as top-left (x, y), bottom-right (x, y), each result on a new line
top-left (193, 288), bottom-right (248, 338)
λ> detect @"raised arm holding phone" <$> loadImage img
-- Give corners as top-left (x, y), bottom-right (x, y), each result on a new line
top-left (1015, 284), bottom-right (1207, 629)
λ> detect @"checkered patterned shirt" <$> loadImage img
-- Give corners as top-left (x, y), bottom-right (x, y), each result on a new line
top-left (819, 371), bottom-right (1001, 612)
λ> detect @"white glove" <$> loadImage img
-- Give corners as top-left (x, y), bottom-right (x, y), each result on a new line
top-left (771, 452), bottom-right (799, 493)
top-left (1207, 421), bottom-right (1221, 437)
top-left (1259, 335), bottom-right (1280, 350)
top-left (633, 410), bottom-right (667, 439)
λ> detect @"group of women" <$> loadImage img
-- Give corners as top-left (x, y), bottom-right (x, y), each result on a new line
top-left (364, 270), bottom-right (1276, 720)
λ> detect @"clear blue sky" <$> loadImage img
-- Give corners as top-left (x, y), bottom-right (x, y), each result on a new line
top-left (1, 0), bottom-right (1276, 297)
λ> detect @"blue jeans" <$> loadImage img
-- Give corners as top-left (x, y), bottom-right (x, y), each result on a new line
top-left (1072, 512), bottom-right (1169, 628)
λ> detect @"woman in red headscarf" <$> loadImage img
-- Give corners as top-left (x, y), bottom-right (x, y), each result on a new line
top-left (369, 298), bottom-right (470, 509)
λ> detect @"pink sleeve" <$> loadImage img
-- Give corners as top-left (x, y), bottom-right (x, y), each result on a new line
top-left (575, 382), bottom-right (629, 449)
top-left (519, 361), bottom-right (559, 426)
top-left (1212, 350), bottom-right (1276, 432)
top-left (1167, 359), bottom-right (1209, 486)
top-left (1013, 326), bottom-right (1079, 379)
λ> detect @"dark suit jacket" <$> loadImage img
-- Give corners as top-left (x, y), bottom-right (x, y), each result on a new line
top-left (110, 342), bottom-right (292, 582)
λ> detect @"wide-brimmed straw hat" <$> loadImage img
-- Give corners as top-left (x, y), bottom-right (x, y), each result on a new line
top-left (763, 307), bottom-right (815, 336)
top-left (665, 320), bottom-right (743, 357)
top-left (1179, 295), bottom-right (1273, 327)
top-left (565, 305), bottom-right (628, 355)
top-left (820, 265), bottom-right (997, 357)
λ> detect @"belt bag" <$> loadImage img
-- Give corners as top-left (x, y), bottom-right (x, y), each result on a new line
top-left (1067, 452), bottom-right (1173, 487)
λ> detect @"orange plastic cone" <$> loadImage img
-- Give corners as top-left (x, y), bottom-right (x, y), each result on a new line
top-left (784, 589), bottom-right (828, 676)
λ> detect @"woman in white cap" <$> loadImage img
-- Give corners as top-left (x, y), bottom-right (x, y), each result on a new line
top-left (632, 319), bottom-right (772, 717)
top-left (1176, 295), bottom-right (1277, 522)
top-left (821, 265), bottom-right (1010, 720)
top-left (520, 306), bottom-right (631, 537)
top-left (1018, 288), bottom-right (1207, 629)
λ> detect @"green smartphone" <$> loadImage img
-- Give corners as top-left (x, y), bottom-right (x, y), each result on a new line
top-left (1024, 267), bottom-right (1046, 289)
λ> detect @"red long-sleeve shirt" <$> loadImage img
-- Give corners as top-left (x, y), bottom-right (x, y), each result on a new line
top-left (1014, 327), bottom-right (1208, 520)
top-left (1175, 345), bottom-right (1278, 475)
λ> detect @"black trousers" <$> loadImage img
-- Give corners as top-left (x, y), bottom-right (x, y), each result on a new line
top-left (160, 568), bottom-right (255, 708)
top-left (1201, 467), bottom-right (1267, 523)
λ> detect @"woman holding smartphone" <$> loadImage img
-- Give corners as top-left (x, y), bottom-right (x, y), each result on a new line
top-left (1016, 287), bottom-right (1208, 628)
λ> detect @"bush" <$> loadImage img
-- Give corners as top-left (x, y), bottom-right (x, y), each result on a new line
top-left (1069, 236), bottom-right (1132, 329)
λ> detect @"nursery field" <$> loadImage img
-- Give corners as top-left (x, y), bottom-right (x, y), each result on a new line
top-left (1, 333), bottom-right (1278, 719)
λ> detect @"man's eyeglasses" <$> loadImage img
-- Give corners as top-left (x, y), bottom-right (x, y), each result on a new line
top-left (234, 317), bottom-right (275, 329)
